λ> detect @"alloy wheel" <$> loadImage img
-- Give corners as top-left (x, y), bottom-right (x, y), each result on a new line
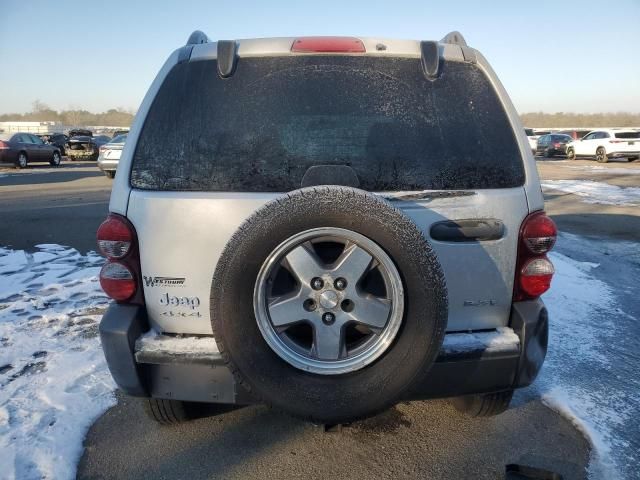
top-left (254, 227), bottom-right (404, 375)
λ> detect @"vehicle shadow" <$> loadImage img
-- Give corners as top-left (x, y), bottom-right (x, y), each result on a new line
top-left (550, 213), bottom-right (640, 242)
top-left (0, 164), bottom-right (104, 186)
top-left (77, 390), bottom-right (589, 480)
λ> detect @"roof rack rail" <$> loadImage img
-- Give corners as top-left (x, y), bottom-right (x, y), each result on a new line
top-left (187, 30), bottom-right (209, 45)
top-left (440, 31), bottom-right (467, 47)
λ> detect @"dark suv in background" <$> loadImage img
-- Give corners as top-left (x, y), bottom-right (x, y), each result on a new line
top-left (38, 133), bottom-right (69, 156)
top-left (536, 134), bottom-right (572, 157)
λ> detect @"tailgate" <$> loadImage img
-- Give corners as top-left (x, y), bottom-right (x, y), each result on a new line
top-left (128, 188), bottom-right (527, 335)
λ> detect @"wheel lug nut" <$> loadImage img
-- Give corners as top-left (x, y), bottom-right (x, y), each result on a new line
top-left (322, 312), bottom-right (336, 325)
top-left (303, 299), bottom-right (316, 312)
top-left (334, 278), bottom-right (347, 290)
top-left (311, 277), bottom-right (324, 290)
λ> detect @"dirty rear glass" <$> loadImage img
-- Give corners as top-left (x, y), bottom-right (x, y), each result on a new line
top-left (131, 56), bottom-right (524, 191)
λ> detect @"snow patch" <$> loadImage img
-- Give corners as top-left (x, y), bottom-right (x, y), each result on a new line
top-left (539, 247), bottom-right (635, 479)
top-left (0, 245), bottom-right (115, 480)
top-left (542, 180), bottom-right (640, 206)
top-left (136, 330), bottom-right (220, 356)
top-left (566, 165), bottom-right (640, 175)
top-left (442, 327), bottom-right (519, 353)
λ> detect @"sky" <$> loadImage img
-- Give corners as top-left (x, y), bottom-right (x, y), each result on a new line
top-left (1, 0), bottom-right (639, 115)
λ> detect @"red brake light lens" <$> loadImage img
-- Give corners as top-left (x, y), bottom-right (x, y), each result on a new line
top-left (519, 258), bottom-right (555, 297)
top-left (291, 37), bottom-right (365, 53)
top-left (522, 212), bottom-right (557, 254)
top-left (100, 262), bottom-right (136, 301)
top-left (0, 141), bottom-right (9, 150)
top-left (97, 215), bottom-right (133, 259)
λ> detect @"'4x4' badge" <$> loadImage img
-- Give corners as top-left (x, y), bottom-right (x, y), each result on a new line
top-left (160, 311), bottom-right (202, 318)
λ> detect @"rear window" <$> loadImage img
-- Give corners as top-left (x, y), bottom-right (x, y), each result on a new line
top-left (614, 132), bottom-right (640, 139)
top-left (131, 56), bottom-right (524, 191)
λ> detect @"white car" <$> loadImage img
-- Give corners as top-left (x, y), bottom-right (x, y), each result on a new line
top-left (97, 134), bottom-right (127, 178)
top-left (567, 129), bottom-right (640, 162)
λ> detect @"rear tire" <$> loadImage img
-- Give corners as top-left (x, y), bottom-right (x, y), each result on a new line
top-left (16, 152), bottom-right (28, 169)
top-left (566, 147), bottom-right (576, 160)
top-left (545, 149), bottom-right (554, 158)
top-left (143, 398), bottom-right (194, 425)
top-left (596, 147), bottom-right (608, 163)
top-left (451, 390), bottom-right (514, 417)
top-left (105, 171), bottom-right (115, 179)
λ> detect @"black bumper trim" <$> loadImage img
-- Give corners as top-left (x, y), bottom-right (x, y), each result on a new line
top-left (99, 304), bottom-right (149, 397)
top-left (99, 298), bottom-right (549, 404)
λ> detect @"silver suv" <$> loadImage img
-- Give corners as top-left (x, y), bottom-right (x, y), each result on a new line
top-left (97, 31), bottom-right (556, 425)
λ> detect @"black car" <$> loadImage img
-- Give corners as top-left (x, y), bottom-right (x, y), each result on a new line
top-left (0, 132), bottom-right (62, 168)
top-left (536, 134), bottom-right (573, 157)
top-left (66, 131), bottom-right (111, 161)
top-left (38, 133), bottom-right (69, 156)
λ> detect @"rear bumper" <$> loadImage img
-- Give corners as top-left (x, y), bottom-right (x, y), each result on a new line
top-left (97, 157), bottom-right (119, 172)
top-left (99, 299), bottom-right (548, 404)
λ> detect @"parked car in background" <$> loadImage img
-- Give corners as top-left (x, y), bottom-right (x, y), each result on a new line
top-left (567, 129), bottom-right (640, 162)
top-left (535, 134), bottom-right (573, 157)
top-left (94, 135), bottom-right (112, 147)
top-left (111, 129), bottom-right (129, 138)
top-left (525, 128), bottom-right (537, 154)
top-left (97, 134), bottom-right (126, 178)
top-left (38, 133), bottom-right (68, 156)
top-left (0, 132), bottom-right (62, 168)
top-left (66, 131), bottom-right (111, 161)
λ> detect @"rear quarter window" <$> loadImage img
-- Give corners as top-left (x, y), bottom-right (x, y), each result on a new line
top-left (131, 56), bottom-right (525, 191)
top-left (614, 132), bottom-right (640, 139)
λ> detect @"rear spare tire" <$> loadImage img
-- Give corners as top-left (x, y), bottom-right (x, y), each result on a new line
top-left (210, 186), bottom-right (447, 424)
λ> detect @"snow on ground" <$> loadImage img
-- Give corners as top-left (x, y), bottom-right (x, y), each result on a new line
top-left (566, 165), bottom-right (640, 175)
top-left (542, 179), bottom-right (640, 207)
top-left (0, 245), bottom-right (115, 480)
top-left (537, 234), bottom-right (640, 479)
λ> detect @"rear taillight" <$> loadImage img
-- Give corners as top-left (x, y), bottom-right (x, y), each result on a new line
top-left (553, 142), bottom-right (561, 148)
top-left (97, 214), bottom-right (144, 304)
top-left (99, 262), bottom-right (136, 301)
top-left (0, 141), bottom-right (9, 150)
top-left (97, 215), bottom-right (132, 258)
top-left (514, 211), bottom-right (557, 301)
top-left (521, 212), bottom-right (557, 253)
top-left (291, 37), bottom-right (365, 53)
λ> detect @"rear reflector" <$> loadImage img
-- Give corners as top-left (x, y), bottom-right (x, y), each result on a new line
top-left (291, 37), bottom-right (365, 53)
top-left (97, 215), bottom-right (133, 259)
top-left (522, 212), bottom-right (557, 254)
top-left (519, 258), bottom-right (554, 297)
top-left (100, 262), bottom-right (136, 301)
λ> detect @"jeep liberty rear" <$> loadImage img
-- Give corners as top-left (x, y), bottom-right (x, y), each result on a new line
top-left (98, 32), bottom-right (555, 424)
